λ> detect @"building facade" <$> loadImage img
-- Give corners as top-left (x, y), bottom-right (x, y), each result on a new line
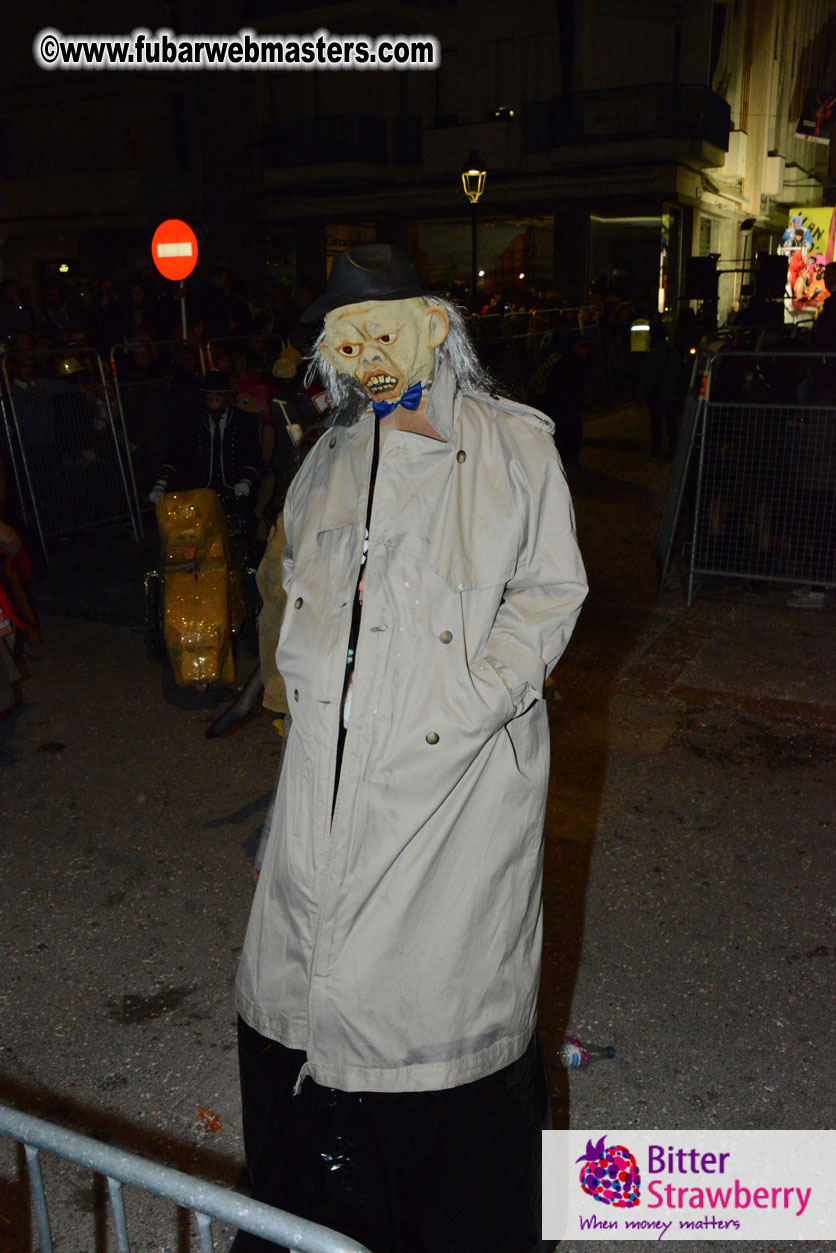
top-left (1, 0), bottom-right (835, 325)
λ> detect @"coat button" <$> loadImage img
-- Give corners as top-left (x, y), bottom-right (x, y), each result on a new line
top-left (456, 449), bottom-right (467, 463)
top-left (329, 437), bottom-right (337, 448)
top-left (425, 731), bottom-right (439, 744)
top-left (294, 597), bottom-right (304, 609)
top-left (439, 630), bottom-right (452, 644)
top-left (294, 689), bottom-right (299, 701)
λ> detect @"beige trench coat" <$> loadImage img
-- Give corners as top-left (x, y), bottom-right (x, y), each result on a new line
top-left (236, 361), bottom-right (588, 1093)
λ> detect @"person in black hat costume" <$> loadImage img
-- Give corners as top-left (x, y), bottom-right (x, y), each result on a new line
top-left (148, 369), bottom-right (262, 509)
top-left (231, 245), bottom-right (587, 1253)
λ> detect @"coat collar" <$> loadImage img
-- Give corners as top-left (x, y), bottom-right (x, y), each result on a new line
top-left (348, 357), bottom-right (460, 443)
top-left (425, 358), bottom-right (460, 443)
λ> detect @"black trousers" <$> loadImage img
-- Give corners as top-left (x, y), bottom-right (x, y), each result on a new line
top-left (231, 1017), bottom-right (552, 1253)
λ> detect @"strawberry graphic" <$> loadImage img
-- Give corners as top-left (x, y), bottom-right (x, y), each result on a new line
top-left (577, 1135), bottom-right (641, 1208)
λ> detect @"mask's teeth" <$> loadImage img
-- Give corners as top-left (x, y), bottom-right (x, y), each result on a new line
top-left (367, 373), bottom-right (398, 394)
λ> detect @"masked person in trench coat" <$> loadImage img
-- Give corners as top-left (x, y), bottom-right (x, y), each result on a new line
top-left (231, 246), bottom-right (588, 1253)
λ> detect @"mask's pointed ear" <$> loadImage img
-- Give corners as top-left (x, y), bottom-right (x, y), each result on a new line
top-left (425, 304), bottom-right (449, 350)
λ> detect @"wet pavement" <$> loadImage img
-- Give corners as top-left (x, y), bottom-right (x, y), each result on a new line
top-left (1, 399), bottom-right (834, 1253)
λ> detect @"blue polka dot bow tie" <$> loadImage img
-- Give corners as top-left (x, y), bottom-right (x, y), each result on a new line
top-left (372, 381), bottom-right (423, 419)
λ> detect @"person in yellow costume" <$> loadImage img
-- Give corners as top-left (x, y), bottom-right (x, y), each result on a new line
top-left (231, 245), bottom-right (587, 1253)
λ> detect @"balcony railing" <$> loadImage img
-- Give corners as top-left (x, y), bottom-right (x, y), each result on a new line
top-left (260, 88), bottom-right (729, 173)
top-left (523, 84), bottom-right (731, 154)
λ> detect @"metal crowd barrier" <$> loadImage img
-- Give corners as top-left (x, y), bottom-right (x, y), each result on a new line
top-left (110, 339), bottom-right (208, 530)
top-left (0, 1102), bottom-right (372, 1253)
top-left (468, 306), bottom-right (607, 402)
top-left (468, 305), bottom-right (603, 338)
top-left (0, 378), bottom-right (32, 529)
top-left (658, 349), bottom-right (836, 604)
top-left (655, 340), bottom-right (726, 587)
top-left (0, 347), bottom-right (141, 560)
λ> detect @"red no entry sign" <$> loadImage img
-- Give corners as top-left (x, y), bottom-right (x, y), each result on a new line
top-left (151, 219), bottom-right (198, 281)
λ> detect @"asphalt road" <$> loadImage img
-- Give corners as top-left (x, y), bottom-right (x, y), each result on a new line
top-left (1, 400), bottom-right (834, 1253)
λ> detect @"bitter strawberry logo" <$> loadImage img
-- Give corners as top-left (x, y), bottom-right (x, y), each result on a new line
top-left (577, 1135), bottom-right (641, 1208)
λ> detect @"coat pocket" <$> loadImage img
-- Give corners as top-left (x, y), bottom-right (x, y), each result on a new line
top-left (468, 651), bottom-right (516, 726)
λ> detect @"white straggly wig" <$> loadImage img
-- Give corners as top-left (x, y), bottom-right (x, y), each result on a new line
top-left (304, 297), bottom-right (495, 425)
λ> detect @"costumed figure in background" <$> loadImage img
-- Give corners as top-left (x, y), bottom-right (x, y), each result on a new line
top-left (146, 371), bottom-right (263, 689)
top-left (0, 456), bottom-right (39, 717)
top-left (781, 215), bottom-right (813, 254)
top-left (807, 254), bottom-right (829, 310)
top-left (230, 245), bottom-right (587, 1253)
top-left (525, 317), bottom-right (589, 469)
top-left (782, 218), bottom-right (815, 321)
top-left (0, 517), bottom-right (24, 716)
top-left (793, 254), bottom-right (829, 313)
top-left (0, 518), bottom-right (36, 716)
top-left (787, 246), bottom-right (808, 298)
top-left (149, 370), bottom-right (261, 513)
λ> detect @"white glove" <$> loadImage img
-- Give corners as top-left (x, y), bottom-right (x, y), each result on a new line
top-left (233, 481), bottom-right (250, 498)
top-left (149, 480), bottom-right (166, 504)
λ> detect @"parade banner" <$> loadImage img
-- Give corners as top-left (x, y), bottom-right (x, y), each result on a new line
top-left (781, 206), bottom-right (835, 258)
top-left (780, 205), bottom-right (836, 318)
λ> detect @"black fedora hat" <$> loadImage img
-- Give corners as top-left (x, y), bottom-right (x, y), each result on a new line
top-left (301, 244), bottom-right (429, 323)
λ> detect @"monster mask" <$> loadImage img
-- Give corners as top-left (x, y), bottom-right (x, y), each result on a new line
top-left (319, 297), bottom-right (449, 406)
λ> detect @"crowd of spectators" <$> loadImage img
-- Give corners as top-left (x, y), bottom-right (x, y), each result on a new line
top-left (3, 256), bottom-right (826, 530)
top-left (0, 263), bottom-right (316, 358)
top-left (1, 255), bottom-right (831, 627)
top-left (0, 263), bottom-right (332, 550)
top-left (0, 263), bottom-right (653, 517)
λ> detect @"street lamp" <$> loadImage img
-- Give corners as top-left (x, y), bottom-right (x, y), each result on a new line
top-left (461, 151), bottom-right (486, 312)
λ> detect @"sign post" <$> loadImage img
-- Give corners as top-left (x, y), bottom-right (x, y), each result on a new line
top-left (151, 219), bottom-right (199, 342)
